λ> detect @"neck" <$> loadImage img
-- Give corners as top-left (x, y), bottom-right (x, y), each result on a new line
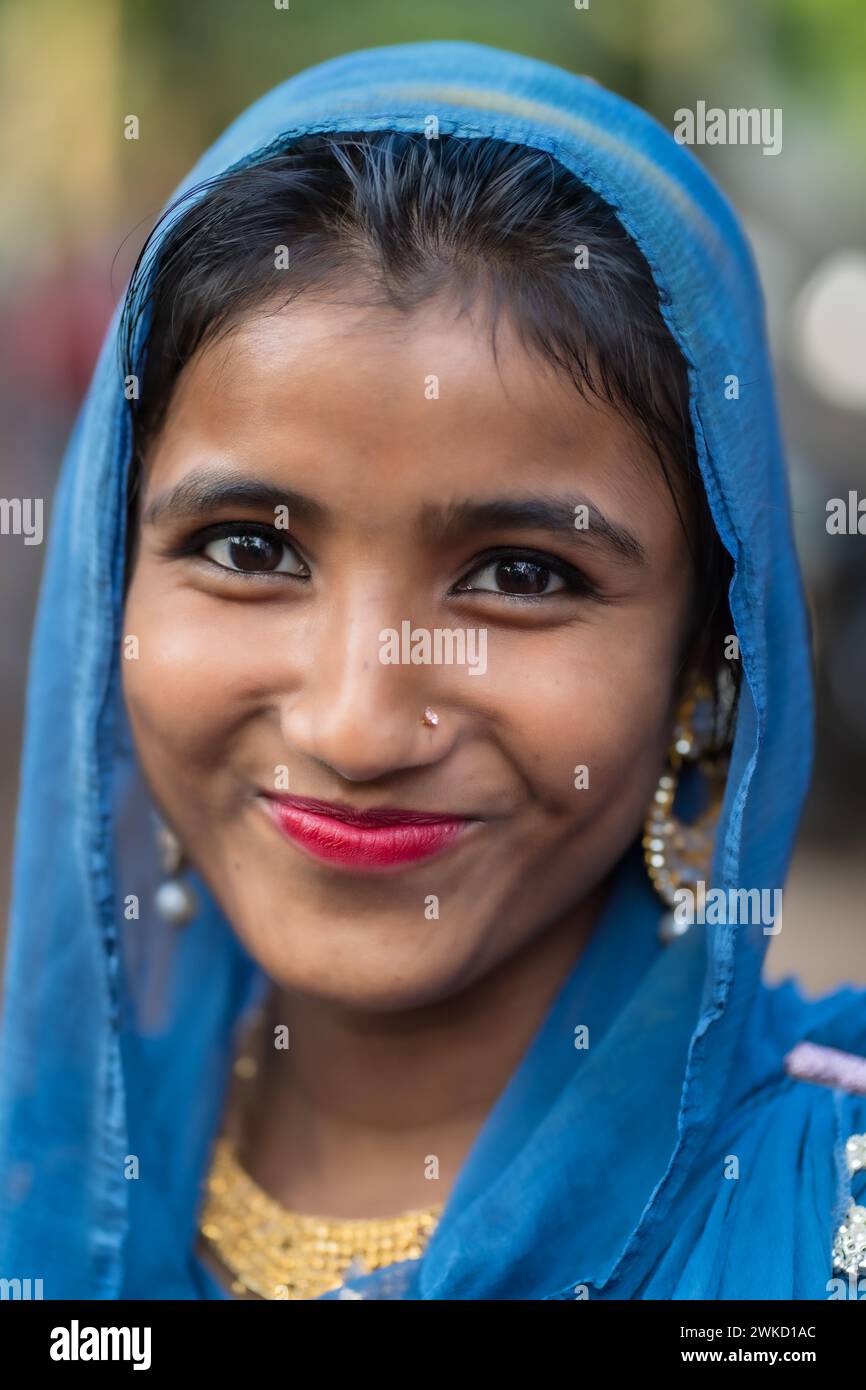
top-left (233, 883), bottom-right (608, 1218)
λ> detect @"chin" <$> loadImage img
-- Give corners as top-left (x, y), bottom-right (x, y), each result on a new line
top-left (229, 909), bottom-right (479, 1014)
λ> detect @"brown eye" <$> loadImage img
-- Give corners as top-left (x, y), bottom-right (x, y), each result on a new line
top-left (201, 529), bottom-right (307, 576)
top-left (462, 557), bottom-right (566, 596)
top-left (225, 533), bottom-right (281, 572)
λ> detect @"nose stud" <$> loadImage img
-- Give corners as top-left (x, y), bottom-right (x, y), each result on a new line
top-left (421, 706), bottom-right (440, 728)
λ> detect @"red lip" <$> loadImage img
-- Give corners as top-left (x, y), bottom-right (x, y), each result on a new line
top-left (262, 794), bottom-right (477, 870)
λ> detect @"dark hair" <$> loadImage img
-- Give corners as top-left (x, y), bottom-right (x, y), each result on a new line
top-left (120, 130), bottom-right (739, 746)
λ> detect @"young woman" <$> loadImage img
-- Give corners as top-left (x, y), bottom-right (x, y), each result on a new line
top-left (1, 40), bottom-right (864, 1301)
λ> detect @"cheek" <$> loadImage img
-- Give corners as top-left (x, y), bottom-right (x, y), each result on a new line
top-left (120, 576), bottom-right (284, 776)
top-left (489, 610), bottom-right (682, 827)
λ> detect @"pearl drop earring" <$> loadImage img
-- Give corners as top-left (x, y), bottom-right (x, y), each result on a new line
top-left (154, 816), bottom-right (198, 926)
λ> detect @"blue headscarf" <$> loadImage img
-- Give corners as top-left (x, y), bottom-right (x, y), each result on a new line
top-left (1, 40), bottom-right (864, 1301)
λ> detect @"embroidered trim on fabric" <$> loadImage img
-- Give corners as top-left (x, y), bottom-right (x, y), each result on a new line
top-left (832, 1133), bottom-right (866, 1277)
top-left (784, 1041), bottom-right (866, 1096)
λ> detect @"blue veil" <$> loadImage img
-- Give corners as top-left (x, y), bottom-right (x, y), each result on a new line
top-left (1, 40), bottom-right (864, 1300)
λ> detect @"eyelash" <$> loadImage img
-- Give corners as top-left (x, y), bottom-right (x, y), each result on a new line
top-left (451, 547), bottom-right (604, 603)
top-left (171, 523), bottom-right (606, 603)
top-left (170, 522), bottom-right (310, 581)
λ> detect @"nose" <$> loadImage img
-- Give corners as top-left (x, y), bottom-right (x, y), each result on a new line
top-left (277, 606), bottom-right (460, 784)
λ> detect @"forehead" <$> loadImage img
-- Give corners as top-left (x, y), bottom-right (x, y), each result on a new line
top-left (143, 296), bottom-right (681, 533)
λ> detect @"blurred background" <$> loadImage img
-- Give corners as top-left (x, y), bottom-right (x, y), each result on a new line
top-left (1, 0), bottom-right (864, 991)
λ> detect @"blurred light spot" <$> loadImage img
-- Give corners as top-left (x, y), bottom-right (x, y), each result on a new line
top-left (791, 252), bottom-right (866, 410)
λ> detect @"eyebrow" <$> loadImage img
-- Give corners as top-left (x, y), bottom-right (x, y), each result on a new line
top-left (141, 469), bottom-right (328, 529)
top-left (141, 469), bottom-right (647, 567)
top-left (418, 495), bottom-right (648, 567)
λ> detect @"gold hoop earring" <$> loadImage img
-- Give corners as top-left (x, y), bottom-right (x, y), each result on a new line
top-left (643, 681), bottom-right (727, 945)
top-left (154, 816), bottom-right (198, 926)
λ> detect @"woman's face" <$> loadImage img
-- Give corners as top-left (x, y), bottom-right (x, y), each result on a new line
top-left (122, 294), bottom-right (697, 1011)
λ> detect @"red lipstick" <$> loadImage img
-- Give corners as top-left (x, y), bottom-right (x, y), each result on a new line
top-left (262, 794), bottom-right (475, 871)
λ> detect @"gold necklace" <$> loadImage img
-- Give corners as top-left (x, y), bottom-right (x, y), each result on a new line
top-left (198, 1002), bottom-right (443, 1300)
top-left (199, 1136), bottom-right (444, 1300)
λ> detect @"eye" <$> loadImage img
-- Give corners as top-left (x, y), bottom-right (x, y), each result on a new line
top-left (200, 526), bottom-right (309, 577)
top-left (456, 554), bottom-right (572, 598)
